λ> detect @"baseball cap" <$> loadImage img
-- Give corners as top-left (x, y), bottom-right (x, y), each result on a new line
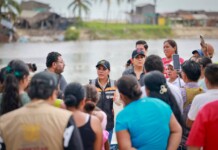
top-left (96, 60), bottom-right (110, 70)
top-left (192, 49), bottom-right (204, 56)
top-left (132, 49), bottom-right (145, 59)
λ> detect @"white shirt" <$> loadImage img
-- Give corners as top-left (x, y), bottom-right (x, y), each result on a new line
top-left (167, 77), bottom-right (185, 88)
top-left (188, 89), bottom-right (218, 121)
top-left (141, 82), bottom-right (183, 113)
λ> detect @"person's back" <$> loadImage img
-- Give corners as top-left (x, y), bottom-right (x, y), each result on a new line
top-left (64, 82), bottom-right (102, 150)
top-left (0, 101), bottom-right (74, 149)
top-left (116, 97), bottom-right (172, 149)
top-left (187, 100), bottom-right (218, 150)
top-left (0, 71), bottom-right (83, 150)
top-left (77, 114), bottom-right (97, 150)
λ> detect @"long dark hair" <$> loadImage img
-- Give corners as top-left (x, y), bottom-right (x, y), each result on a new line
top-left (144, 71), bottom-right (185, 129)
top-left (1, 59), bottom-right (29, 115)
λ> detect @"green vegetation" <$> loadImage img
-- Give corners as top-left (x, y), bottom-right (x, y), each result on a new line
top-left (77, 21), bottom-right (172, 40)
top-left (64, 26), bottom-right (80, 41)
top-left (0, 0), bottom-right (21, 20)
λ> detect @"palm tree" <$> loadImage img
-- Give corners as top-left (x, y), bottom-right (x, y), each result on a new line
top-left (68, 0), bottom-right (91, 19)
top-left (126, 0), bottom-right (136, 12)
top-left (0, 0), bottom-right (21, 20)
top-left (97, 0), bottom-right (122, 24)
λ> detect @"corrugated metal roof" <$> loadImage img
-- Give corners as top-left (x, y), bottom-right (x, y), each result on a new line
top-left (192, 14), bottom-right (208, 20)
top-left (20, 10), bottom-right (39, 18)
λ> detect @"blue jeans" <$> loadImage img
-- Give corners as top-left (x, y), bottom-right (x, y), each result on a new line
top-left (108, 129), bottom-right (113, 144)
top-left (108, 129), bottom-right (118, 150)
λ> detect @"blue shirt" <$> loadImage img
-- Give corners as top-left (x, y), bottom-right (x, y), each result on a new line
top-left (116, 97), bottom-right (172, 150)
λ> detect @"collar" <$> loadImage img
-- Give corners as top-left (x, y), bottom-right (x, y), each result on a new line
top-left (97, 78), bottom-right (109, 90)
top-left (184, 82), bottom-right (200, 88)
top-left (25, 100), bottom-right (49, 108)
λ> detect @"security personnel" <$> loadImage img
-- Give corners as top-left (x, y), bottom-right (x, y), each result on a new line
top-left (90, 60), bottom-right (118, 144)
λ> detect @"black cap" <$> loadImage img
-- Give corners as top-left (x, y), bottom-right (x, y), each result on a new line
top-left (31, 71), bottom-right (58, 90)
top-left (96, 60), bottom-right (110, 70)
top-left (132, 49), bottom-right (145, 58)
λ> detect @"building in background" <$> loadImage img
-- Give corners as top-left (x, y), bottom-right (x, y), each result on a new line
top-left (127, 3), bottom-right (157, 24)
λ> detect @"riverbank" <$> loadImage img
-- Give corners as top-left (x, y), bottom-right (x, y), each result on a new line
top-left (15, 22), bottom-right (218, 42)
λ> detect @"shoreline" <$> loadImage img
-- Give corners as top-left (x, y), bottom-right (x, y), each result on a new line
top-left (14, 26), bottom-right (218, 43)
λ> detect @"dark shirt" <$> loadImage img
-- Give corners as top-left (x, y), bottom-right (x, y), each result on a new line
top-left (122, 67), bottom-right (145, 86)
top-left (78, 115), bottom-right (95, 150)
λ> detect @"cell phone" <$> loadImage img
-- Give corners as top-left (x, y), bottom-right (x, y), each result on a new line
top-left (172, 54), bottom-right (180, 71)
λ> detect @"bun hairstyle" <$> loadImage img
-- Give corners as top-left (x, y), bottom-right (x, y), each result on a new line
top-left (117, 75), bottom-right (142, 101)
top-left (83, 84), bottom-right (99, 113)
top-left (64, 82), bottom-right (85, 108)
top-left (28, 71), bottom-right (58, 100)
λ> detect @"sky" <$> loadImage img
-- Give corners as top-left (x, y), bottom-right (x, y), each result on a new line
top-left (18, 0), bottom-right (218, 20)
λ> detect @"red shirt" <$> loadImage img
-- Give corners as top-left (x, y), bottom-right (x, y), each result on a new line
top-left (186, 100), bottom-right (218, 150)
top-left (162, 57), bottom-right (184, 78)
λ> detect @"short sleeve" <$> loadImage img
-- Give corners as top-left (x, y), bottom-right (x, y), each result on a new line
top-left (187, 98), bottom-right (199, 121)
top-left (186, 110), bottom-right (206, 147)
top-left (115, 111), bottom-right (128, 132)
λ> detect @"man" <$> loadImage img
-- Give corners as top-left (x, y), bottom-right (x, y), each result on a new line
top-left (187, 64), bottom-right (218, 128)
top-left (0, 71), bottom-right (83, 150)
top-left (141, 54), bottom-right (184, 113)
top-left (192, 43), bottom-right (214, 59)
top-left (89, 60), bottom-right (119, 144)
top-left (186, 100), bottom-right (218, 150)
top-left (179, 60), bottom-right (203, 149)
top-left (125, 40), bottom-right (148, 68)
top-left (46, 51), bottom-right (67, 98)
top-left (135, 40), bottom-right (148, 56)
top-left (123, 49), bottom-right (146, 86)
top-left (180, 60), bottom-right (202, 122)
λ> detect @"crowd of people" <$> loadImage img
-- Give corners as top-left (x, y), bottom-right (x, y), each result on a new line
top-left (0, 39), bottom-right (217, 150)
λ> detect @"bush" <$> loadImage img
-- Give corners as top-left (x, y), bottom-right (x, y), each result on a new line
top-left (64, 26), bottom-right (80, 41)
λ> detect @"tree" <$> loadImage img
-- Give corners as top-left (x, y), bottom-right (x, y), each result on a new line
top-left (0, 0), bottom-right (21, 20)
top-left (126, 0), bottom-right (136, 12)
top-left (97, 0), bottom-right (122, 24)
top-left (68, 0), bottom-right (91, 19)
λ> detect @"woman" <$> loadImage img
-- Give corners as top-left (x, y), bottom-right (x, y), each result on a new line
top-left (162, 39), bottom-right (184, 78)
top-left (84, 84), bottom-right (109, 150)
top-left (116, 75), bottom-right (182, 150)
top-left (144, 71), bottom-right (185, 131)
top-left (0, 59), bottom-right (30, 115)
top-left (64, 82), bottom-right (103, 150)
top-left (167, 62), bottom-right (185, 88)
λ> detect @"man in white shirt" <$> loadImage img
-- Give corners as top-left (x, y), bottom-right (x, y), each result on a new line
top-left (187, 63), bottom-right (218, 128)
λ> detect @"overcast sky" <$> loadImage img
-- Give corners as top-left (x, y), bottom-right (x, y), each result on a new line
top-left (18, 0), bottom-right (218, 20)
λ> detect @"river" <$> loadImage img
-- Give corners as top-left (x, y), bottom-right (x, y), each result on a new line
top-left (0, 39), bottom-right (217, 84)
